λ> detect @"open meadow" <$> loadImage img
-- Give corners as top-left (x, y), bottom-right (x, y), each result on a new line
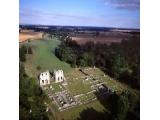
top-left (21, 38), bottom-right (72, 78)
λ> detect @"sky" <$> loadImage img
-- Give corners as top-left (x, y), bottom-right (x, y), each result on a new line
top-left (20, 0), bottom-right (140, 29)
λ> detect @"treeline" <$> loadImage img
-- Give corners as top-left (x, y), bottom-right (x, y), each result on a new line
top-left (19, 45), bottom-right (50, 120)
top-left (19, 63), bottom-right (49, 120)
top-left (55, 35), bottom-right (140, 89)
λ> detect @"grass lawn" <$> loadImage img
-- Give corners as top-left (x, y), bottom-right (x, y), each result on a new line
top-left (67, 78), bottom-right (92, 96)
top-left (57, 100), bottom-right (108, 120)
top-left (65, 67), bottom-right (139, 97)
top-left (22, 38), bottom-right (72, 77)
top-left (51, 83), bottom-right (64, 93)
top-left (64, 68), bottom-right (92, 95)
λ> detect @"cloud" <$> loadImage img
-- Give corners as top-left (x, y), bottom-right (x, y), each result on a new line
top-left (103, 0), bottom-right (140, 10)
top-left (20, 9), bottom-right (86, 20)
top-left (19, 8), bottom-right (108, 24)
top-left (19, 8), bottom-right (139, 28)
top-left (19, 8), bottom-right (107, 25)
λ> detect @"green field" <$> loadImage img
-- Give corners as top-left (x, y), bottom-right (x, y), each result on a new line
top-left (51, 82), bottom-right (65, 93)
top-left (22, 38), bottom-right (72, 77)
top-left (67, 78), bottom-right (91, 96)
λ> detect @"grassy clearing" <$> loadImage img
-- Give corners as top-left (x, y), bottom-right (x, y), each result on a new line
top-left (57, 101), bottom-right (107, 120)
top-left (64, 67), bottom-right (139, 96)
top-left (64, 68), bottom-right (92, 95)
top-left (51, 83), bottom-right (65, 93)
top-left (22, 38), bottom-right (72, 77)
top-left (67, 79), bottom-right (91, 96)
top-left (82, 68), bottom-right (139, 95)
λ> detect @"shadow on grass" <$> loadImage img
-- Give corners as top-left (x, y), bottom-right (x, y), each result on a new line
top-left (76, 84), bottom-right (140, 120)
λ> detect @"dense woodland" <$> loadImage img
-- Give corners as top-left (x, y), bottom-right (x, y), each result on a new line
top-left (55, 33), bottom-right (140, 89)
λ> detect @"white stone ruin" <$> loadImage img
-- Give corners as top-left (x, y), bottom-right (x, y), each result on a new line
top-left (54, 70), bottom-right (65, 83)
top-left (39, 69), bottom-right (65, 86)
top-left (39, 71), bottom-right (50, 86)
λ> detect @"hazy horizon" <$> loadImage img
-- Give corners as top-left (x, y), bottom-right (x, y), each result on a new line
top-left (19, 23), bottom-right (140, 30)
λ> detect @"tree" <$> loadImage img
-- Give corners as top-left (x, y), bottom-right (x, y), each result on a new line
top-left (81, 52), bottom-right (94, 67)
top-left (117, 91), bottom-right (130, 120)
top-left (107, 91), bottom-right (131, 120)
top-left (28, 47), bottom-right (33, 54)
top-left (109, 53), bottom-right (127, 78)
top-left (77, 58), bottom-right (86, 67)
top-left (19, 46), bottom-right (27, 62)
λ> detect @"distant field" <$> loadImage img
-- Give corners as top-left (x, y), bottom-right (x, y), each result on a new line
top-left (19, 30), bottom-right (43, 42)
top-left (71, 36), bottom-right (122, 45)
top-left (22, 38), bottom-right (72, 78)
top-left (71, 32), bottom-right (132, 45)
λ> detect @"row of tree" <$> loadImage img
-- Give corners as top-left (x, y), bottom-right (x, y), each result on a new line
top-left (55, 35), bottom-right (140, 89)
top-left (19, 45), bottom-right (33, 62)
